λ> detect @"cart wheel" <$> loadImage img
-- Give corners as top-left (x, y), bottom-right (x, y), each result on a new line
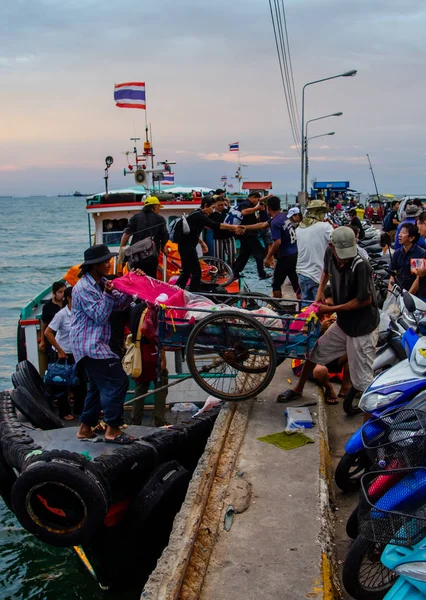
top-left (199, 256), bottom-right (234, 287)
top-left (185, 311), bottom-right (277, 401)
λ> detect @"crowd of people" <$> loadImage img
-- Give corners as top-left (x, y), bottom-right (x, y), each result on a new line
top-left (38, 190), bottom-right (426, 444)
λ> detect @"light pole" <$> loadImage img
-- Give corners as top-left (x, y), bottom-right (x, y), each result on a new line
top-left (305, 132), bottom-right (335, 195)
top-left (304, 112), bottom-right (342, 193)
top-left (300, 70), bottom-right (357, 199)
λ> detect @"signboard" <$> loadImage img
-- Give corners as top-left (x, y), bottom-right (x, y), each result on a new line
top-left (313, 181), bottom-right (350, 190)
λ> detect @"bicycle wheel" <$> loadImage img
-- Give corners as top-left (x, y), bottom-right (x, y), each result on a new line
top-left (199, 256), bottom-right (234, 287)
top-left (186, 311), bottom-right (277, 401)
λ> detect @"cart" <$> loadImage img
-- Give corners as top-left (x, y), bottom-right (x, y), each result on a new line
top-left (153, 295), bottom-right (321, 402)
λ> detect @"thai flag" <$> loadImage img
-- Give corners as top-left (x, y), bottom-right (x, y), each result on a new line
top-left (114, 82), bottom-right (146, 109)
top-left (228, 184), bottom-right (234, 188)
top-left (221, 176), bottom-right (227, 182)
top-left (229, 142), bottom-right (239, 152)
top-left (162, 172), bottom-right (175, 185)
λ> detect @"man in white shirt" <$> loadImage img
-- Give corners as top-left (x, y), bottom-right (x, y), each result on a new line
top-left (296, 200), bottom-right (333, 301)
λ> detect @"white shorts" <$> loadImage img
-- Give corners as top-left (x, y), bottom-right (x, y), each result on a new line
top-left (310, 322), bottom-right (378, 392)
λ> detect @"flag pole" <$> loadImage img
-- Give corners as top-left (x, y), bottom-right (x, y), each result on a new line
top-left (238, 146), bottom-right (241, 193)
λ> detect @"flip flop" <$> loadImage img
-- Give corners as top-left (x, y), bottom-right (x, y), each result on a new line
top-left (276, 389), bottom-right (301, 403)
top-left (325, 395), bottom-right (339, 406)
top-left (105, 433), bottom-right (135, 445)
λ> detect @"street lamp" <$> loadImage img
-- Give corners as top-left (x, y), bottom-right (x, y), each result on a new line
top-left (305, 132), bottom-right (335, 195)
top-left (304, 112), bottom-right (342, 192)
top-left (300, 70), bottom-right (357, 197)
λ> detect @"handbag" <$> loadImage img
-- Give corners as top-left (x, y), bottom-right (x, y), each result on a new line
top-left (124, 238), bottom-right (158, 268)
top-left (44, 359), bottom-right (80, 387)
top-left (122, 309), bottom-right (146, 378)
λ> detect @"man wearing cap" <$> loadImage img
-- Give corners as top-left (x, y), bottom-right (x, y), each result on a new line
top-left (120, 196), bottom-right (169, 278)
top-left (295, 200), bottom-right (334, 301)
top-left (264, 198), bottom-right (301, 298)
top-left (278, 227), bottom-right (379, 404)
top-left (70, 244), bottom-right (135, 444)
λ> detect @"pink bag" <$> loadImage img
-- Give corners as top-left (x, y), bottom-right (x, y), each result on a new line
top-left (113, 273), bottom-right (186, 318)
top-left (289, 302), bottom-right (320, 332)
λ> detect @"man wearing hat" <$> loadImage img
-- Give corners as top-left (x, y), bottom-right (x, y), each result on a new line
top-left (278, 227), bottom-right (379, 404)
top-left (120, 196), bottom-right (169, 278)
top-left (264, 198), bottom-right (302, 298)
top-left (295, 200), bottom-right (334, 301)
top-left (393, 203), bottom-right (426, 251)
top-left (70, 244), bottom-right (135, 444)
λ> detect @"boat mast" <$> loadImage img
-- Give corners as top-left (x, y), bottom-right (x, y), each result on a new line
top-left (366, 153), bottom-right (380, 200)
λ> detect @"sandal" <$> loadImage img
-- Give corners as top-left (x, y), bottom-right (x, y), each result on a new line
top-left (277, 389), bottom-right (302, 403)
top-left (325, 394), bottom-right (339, 406)
top-left (77, 435), bottom-right (101, 443)
top-left (105, 433), bottom-right (135, 445)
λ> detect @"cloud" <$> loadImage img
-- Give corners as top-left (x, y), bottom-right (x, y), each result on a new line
top-left (198, 152), bottom-right (299, 165)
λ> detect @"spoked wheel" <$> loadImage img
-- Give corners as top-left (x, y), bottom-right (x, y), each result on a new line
top-left (199, 256), bottom-right (234, 287)
top-left (185, 311), bottom-right (277, 401)
top-left (342, 535), bottom-right (396, 600)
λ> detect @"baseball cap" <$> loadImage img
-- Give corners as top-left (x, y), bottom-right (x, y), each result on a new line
top-left (287, 207), bottom-right (300, 218)
top-left (331, 227), bottom-right (357, 260)
top-left (144, 196), bottom-right (162, 208)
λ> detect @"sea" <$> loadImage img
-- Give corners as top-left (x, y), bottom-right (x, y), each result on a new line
top-left (0, 194), bottom-right (288, 599)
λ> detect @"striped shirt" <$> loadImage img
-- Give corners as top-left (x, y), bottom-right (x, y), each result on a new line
top-left (70, 274), bottom-right (132, 363)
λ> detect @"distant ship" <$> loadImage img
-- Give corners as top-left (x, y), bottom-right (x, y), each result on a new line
top-left (57, 191), bottom-right (88, 197)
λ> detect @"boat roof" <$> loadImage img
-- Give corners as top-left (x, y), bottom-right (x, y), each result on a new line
top-left (86, 185), bottom-right (214, 200)
top-left (242, 181), bottom-right (272, 190)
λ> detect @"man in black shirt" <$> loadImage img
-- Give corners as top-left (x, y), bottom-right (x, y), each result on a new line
top-left (176, 197), bottom-right (243, 291)
top-left (349, 208), bottom-right (365, 240)
top-left (120, 196), bottom-right (169, 277)
top-left (209, 198), bottom-right (236, 266)
top-left (278, 227), bottom-right (379, 403)
top-left (232, 192), bottom-right (272, 280)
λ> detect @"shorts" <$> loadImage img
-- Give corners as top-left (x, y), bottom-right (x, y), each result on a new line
top-left (310, 321), bottom-right (378, 392)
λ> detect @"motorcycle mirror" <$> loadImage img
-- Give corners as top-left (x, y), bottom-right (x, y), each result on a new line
top-left (403, 292), bottom-right (417, 314)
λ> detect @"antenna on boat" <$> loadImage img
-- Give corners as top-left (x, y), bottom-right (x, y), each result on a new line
top-left (366, 153), bottom-right (380, 200)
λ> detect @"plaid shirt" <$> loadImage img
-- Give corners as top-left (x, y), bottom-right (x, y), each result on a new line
top-left (70, 274), bottom-right (132, 363)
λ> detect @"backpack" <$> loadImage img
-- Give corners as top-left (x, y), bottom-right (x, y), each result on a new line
top-left (382, 211), bottom-right (393, 232)
top-left (169, 214), bottom-right (190, 243)
top-left (224, 205), bottom-right (243, 226)
top-left (125, 237), bottom-right (157, 268)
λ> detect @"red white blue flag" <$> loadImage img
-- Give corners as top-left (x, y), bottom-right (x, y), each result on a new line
top-left (114, 82), bottom-right (146, 109)
top-left (221, 175), bottom-right (227, 182)
top-left (229, 142), bottom-right (239, 152)
top-left (162, 172), bottom-right (175, 185)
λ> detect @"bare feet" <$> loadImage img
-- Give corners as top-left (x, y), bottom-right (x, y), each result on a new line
top-left (77, 423), bottom-right (97, 440)
top-left (104, 425), bottom-right (135, 443)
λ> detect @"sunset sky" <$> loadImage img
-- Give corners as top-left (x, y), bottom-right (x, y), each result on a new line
top-left (1, 0), bottom-right (426, 196)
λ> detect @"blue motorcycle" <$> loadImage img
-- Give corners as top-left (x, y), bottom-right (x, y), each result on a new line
top-left (381, 529), bottom-right (426, 599)
top-left (336, 326), bottom-right (426, 493)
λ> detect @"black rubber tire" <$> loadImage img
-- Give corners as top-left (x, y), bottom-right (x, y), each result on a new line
top-left (16, 360), bottom-right (45, 395)
top-left (0, 448), bottom-right (17, 510)
top-left (225, 292), bottom-right (290, 315)
top-left (335, 451), bottom-right (371, 493)
top-left (12, 368), bottom-right (48, 408)
top-left (11, 457), bottom-right (109, 547)
top-left (11, 387), bottom-right (64, 430)
top-left (346, 505), bottom-right (359, 539)
top-left (342, 535), bottom-right (396, 600)
top-left (199, 256), bottom-right (234, 287)
top-left (343, 386), bottom-right (362, 416)
top-left (186, 310), bottom-right (277, 401)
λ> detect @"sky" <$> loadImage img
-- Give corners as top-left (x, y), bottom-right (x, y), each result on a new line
top-left (1, 0), bottom-right (426, 196)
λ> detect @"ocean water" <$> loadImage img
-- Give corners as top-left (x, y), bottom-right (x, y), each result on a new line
top-left (0, 195), bottom-right (277, 599)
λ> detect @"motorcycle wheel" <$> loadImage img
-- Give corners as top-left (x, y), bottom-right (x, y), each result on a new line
top-left (342, 535), bottom-right (397, 600)
top-left (335, 451), bottom-right (371, 493)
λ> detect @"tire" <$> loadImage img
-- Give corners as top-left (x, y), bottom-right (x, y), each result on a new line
top-left (343, 386), bottom-right (362, 416)
top-left (16, 360), bottom-right (45, 395)
top-left (186, 310), bottom-right (277, 401)
top-left (346, 505), bottom-right (359, 539)
top-left (11, 387), bottom-right (64, 430)
top-left (12, 368), bottom-right (48, 407)
top-left (342, 535), bottom-right (397, 600)
top-left (0, 448), bottom-right (17, 510)
top-left (335, 451), bottom-right (371, 493)
top-left (199, 256), bottom-right (234, 287)
top-left (11, 457), bottom-right (109, 547)
top-left (225, 292), bottom-right (291, 315)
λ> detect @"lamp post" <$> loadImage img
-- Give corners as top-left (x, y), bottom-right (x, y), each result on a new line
top-left (304, 112), bottom-right (342, 193)
top-left (300, 70), bottom-right (357, 200)
top-left (305, 132), bottom-right (335, 195)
